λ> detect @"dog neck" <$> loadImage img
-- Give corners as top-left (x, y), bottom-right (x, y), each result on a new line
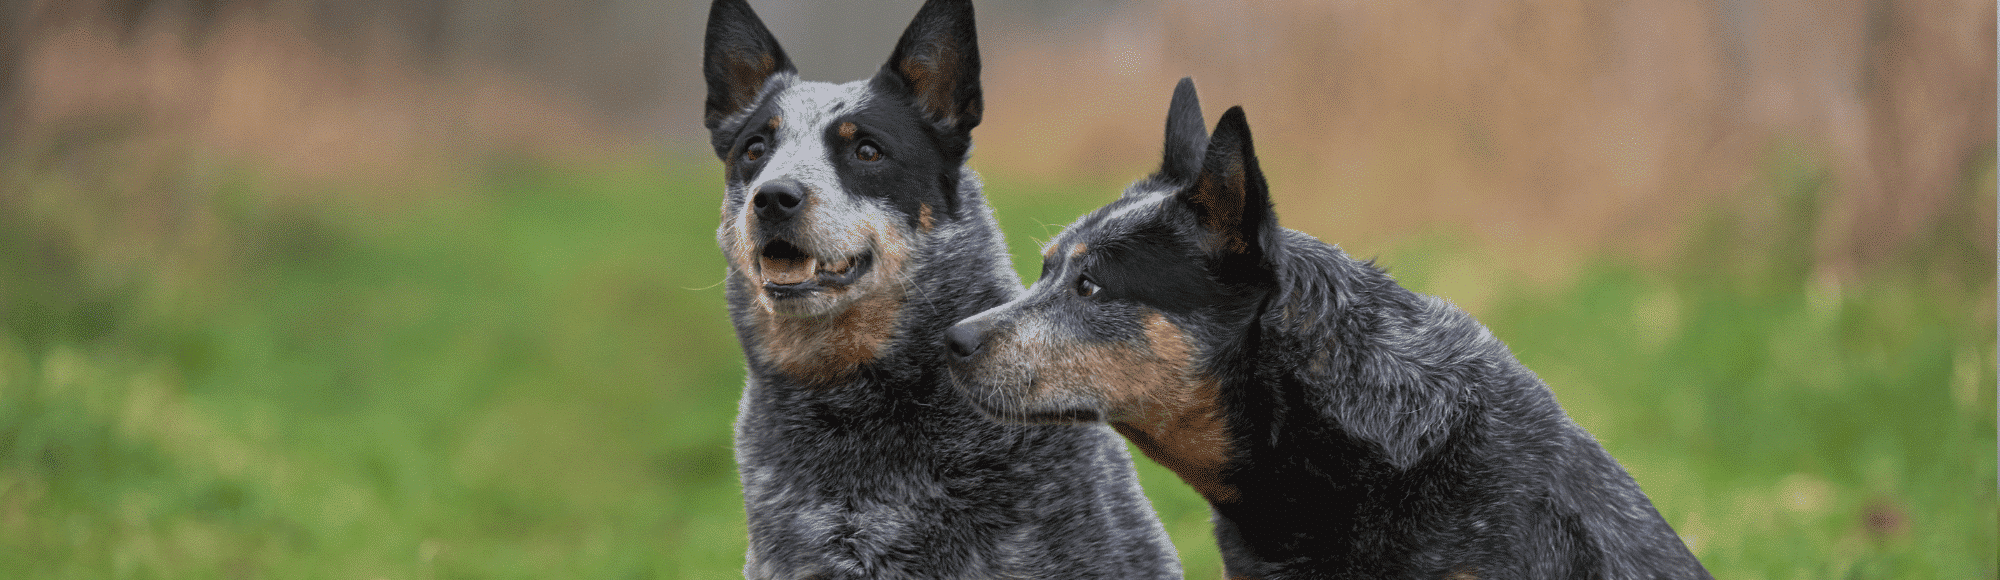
top-left (749, 282), bottom-right (910, 387)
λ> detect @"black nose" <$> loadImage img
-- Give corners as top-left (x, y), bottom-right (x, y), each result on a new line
top-left (944, 319), bottom-right (990, 361)
top-left (752, 179), bottom-right (807, 222)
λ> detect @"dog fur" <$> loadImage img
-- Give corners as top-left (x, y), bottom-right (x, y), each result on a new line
top-left (702, 1), bottom-right (1180, 578)
top-left (944, 78), bottom-right (1712, 580)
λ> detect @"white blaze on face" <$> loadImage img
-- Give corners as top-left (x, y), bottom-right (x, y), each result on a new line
top-left (730, 79), bottom-right (918, 322)
top-left (739, 80), bottom-right (886, 285)
top-left (746, 80), bottom-right (874, 228)
top-left (1098, 190), bottom-right (1174, 225)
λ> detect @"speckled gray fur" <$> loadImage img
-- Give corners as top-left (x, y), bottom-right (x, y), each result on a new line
top-left (703, 0), bottom-right (1180, 577)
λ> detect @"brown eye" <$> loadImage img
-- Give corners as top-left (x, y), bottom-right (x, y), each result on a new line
top-left (856, 142), bottom-right (882, 162)
top-left (1075, 276), bottom-right (1101, 298)
top-left (744, 138), bottom-right (767, 162)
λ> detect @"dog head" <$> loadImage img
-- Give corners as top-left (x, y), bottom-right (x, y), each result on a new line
top-left (941, 79), bottom-right (1277, 502)
top-left (943, 78), bottom-right (1276, 424)
top-left (705, 0), bottom-right (983, 382)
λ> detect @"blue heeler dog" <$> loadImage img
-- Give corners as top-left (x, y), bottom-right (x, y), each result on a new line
top-left (944, 78), bottom-right (1712, 580)
top-left (701, 0), bottom-right (1181, 577)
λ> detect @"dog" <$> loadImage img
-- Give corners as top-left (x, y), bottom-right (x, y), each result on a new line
top-left (942, 78), bottom-right (1712, 580)
top-left (702, 1), bottom-right (1181, 578)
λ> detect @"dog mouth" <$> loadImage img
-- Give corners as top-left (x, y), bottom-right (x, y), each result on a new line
top-left (757, 239), bottom-right (874, 299)
top-left (964, 396), bottom-right (1103, 424)
top-left (954, 375), bottom-right (1105, 425)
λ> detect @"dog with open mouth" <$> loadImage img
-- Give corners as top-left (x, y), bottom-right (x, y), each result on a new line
top-left (702, 0), bottom-right (1180, 578)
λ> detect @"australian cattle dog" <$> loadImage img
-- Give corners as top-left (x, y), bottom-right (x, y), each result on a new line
top-left (944, 78), bottom-right (1711, 579)
top-left (702, 0), bottom-right (1180, 577)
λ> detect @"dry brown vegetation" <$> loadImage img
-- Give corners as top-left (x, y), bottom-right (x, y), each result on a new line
top-left (975, 0), bottom-right (1993, 281)
top-left (3, 0), bottom-right (1992, 282)
top-left (6, 2), bottom-right (633, 188)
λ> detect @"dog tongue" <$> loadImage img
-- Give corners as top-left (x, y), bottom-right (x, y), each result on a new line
top-left (762, 254), bottom-right (817, 285)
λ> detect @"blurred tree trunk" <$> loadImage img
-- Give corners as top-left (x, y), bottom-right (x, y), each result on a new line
top-left (0, 0), bottom-right (24, 152)
top-left (1815, 0), bottom-right (1997, 276)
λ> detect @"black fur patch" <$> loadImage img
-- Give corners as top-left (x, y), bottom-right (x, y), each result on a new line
top-left (1158, 77), bottom-right (1208, 183)
top-left (827, 97), bottom-right (961, 224)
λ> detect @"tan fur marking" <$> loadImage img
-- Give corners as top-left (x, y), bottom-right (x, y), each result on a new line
top-left (740, 211), bottom-right (914, 386)
top-left (838, 121), bottom-right (857, 140)
top-left (756, 286), bottom-right (904, 384)
top-left (767, 115), bottom-right (782, 130)
top-left (1191, 167), bottom-right (1248, 253)
top-left (900, 42), bottom-right (961, 124)
top-left (1064, 310), bottom-right (1232, 506)
top-left (1041, 242), bottom-right (1058, 258)
top-left (1111, 382), bottom-right (1236, 505)
top-left (1070, 243), bottom-right (1087, 258)
top-left (918, 204), bottom-right (934, 233)
top-left (719, 51), bottom-right (780, 120)
top-left (1444, 567), bottom-right (1479, 580)
top-left (967, 310), bottom-right (1236, 502)
top-left (1024, 313), bottom-right (1175, 412)
top-left (723, 198), bottom-right (759, 287)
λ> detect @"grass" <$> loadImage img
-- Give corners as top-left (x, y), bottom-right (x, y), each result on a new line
top-left (0, 146), bottom-right (1991, 579)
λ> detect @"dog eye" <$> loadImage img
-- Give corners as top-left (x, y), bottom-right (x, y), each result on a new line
top-left (744, 138), bottom-right (767, 162)
top-left (1074, 276), bottom-right (1101, 298)
top-left (856, 142), bottom-right (882, 162)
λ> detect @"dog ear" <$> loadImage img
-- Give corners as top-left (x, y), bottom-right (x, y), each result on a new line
top-left (873, 0), bottom-right (982, 139)
top-left (1158, 77), bottom-right (1208, 183)
top-left (703, 0), bottom-right (795, 145)
top-left (1181, 106), bottom-right (1274, 261)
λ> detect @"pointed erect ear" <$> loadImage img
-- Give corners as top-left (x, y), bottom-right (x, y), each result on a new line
top-left (703, 0), bottom-right (795, 134)
top-left (873, 0), bottom-right (982, 137)
top-left (1181, 106), bottom-right (1273, 258)
top-left (1159, 77), bottom-right (1208, 183)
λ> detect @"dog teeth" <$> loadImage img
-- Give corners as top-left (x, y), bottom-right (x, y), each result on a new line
top-left (762, 255), bottom-right (818, 285)
top-left (818, 256), bottom-right (854, 276)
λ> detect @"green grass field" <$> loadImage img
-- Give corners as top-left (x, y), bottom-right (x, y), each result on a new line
top-left (0, 151), bottom-right (1991, 579)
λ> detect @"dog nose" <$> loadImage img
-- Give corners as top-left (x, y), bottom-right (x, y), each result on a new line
top-left (752, 179), bottom-right (807, 222)
top-left (944, 318), bottom-right (991, 361)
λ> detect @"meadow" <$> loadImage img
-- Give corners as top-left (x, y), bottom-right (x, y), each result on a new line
top-left (0, 147), bottom-right (1992, 579)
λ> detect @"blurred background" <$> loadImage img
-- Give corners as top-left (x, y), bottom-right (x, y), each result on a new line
top-left (0, 0), bottom-right (1991, 577)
